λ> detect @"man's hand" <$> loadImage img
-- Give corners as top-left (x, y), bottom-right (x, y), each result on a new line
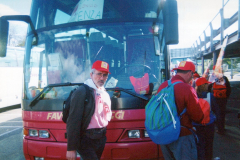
top-left (66, 150), bottom-right (77, 160)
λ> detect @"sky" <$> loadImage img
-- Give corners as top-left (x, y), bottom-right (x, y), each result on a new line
top-left (174, 0), bottom-right (222, 48)
top-left (0, 0), bottom-right (234, 49)
top-left (0, 0), bottom-right (32, 36)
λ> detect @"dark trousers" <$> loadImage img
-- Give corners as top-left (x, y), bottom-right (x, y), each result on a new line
top-left (77, 134), bottom-right (106, 160)
top-left (194, 123), bottom-right (215, 160)
top-left (215, 98), bottom-right (227, 133)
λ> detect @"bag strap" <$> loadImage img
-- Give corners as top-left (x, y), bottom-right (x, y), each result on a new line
top-left (168, 80), bottom-right (198, 143)
top-left (181, 126), bottom-right (199, 143)
top-left (159, 80), bottom-right (184, 129)
top-left (202, 92), bottom-right (211, 111)
top-left (162, 94), bottom-right (177, 129)
top-left (180, 108), bottom-right (187, 116)
top-left (167, 80), bottom-right (182, 86)
top-left (206, 92), bottom-right (211, 111)
top-left (82, 84), bottom-right (90, 103)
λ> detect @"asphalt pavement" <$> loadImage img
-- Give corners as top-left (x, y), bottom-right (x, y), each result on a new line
top-left (0, 108), bottom-right (24, 160)
top-left (0, 101), bottom-right (240, 160)
top-left (212, 100), bottom-right (240, 160)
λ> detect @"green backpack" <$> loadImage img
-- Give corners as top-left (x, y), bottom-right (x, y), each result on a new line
top-left (145, 80), bottom-right (185, 144)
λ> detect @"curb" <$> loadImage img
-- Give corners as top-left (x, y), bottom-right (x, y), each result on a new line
top-left (0, 104), bottom-right (21, 113)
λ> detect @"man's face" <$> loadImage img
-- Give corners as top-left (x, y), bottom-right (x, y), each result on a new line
top-left (187, 71), bottom-right (194, 83)
top-left (90, 70), bottom-right (108, 87)
top-left (216, 75), bottom-right (224, 85)
top-left (218, 77), bottom-right (224, 82)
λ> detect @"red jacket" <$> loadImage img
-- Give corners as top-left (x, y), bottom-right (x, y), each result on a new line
top-left (157, 75), bottom-right (204, 136)
top-left (212, 82), bottom-right (227, 98)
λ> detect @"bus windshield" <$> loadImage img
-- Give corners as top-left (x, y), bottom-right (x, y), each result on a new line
top-left (23, 0), bottom-right (165, 108)
top-left (31, 0), bottom-right (160, 28)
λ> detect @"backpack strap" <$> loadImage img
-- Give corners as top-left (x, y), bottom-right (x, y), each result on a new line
top-left (206, 92), bottom-right (211, 110)
top-left (168, 80), bottom-right (183, 86)
top-left (82, 84), bottom-right (90, 103)
top-left (182, 126), bottom-right (199, 143)
top-left (203, 92), bottom-right (211, 111)
top-left (180, 108), bottom-right (187, 116)
top-left (168, 80), bottom-right (199, 143)
top-left (167, 80), bottom-right (185, 116)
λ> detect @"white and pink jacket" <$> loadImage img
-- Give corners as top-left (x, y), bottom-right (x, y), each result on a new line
top-left (84, 79), bottom-right (112, 129)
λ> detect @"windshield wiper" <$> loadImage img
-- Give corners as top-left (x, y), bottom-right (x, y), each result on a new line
top-left (106, 87), bottom-right (148, 101)
top-left (29, 82), bottom-right (83, 107)
top-left (30, 84), bottom-right (149, 107)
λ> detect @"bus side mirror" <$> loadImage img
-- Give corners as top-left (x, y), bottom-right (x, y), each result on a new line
top-left (163, 0), bottom-right (178, 44)
top-left (0, 18), bottom-right (9, 57)
top-left (0, 15), bottom-right (38, 53)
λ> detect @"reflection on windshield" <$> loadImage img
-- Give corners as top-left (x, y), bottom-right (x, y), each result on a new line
top-left (25, 23), bottom-right (162, 99)
top-left (69, 0), bottom-right (104, 22)
top-left (31, 0), bottom-right (160, 28)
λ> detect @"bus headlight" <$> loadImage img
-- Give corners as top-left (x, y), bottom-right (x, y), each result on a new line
top-left (29, 129), bottom-right (38, 137)
top-left (144, 130), bottom-right (149, 137)
top-left (27, 129), bottom-right (50, 138)
top-left (128, 130), bottom-right (140, 138)
top-left (35, 157), bottom-right (44, 160)
top-left (39, 130), bottom-right (49, 138)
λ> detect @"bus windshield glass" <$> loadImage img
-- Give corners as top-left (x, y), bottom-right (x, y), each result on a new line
top-left (24, 0), bottom-right (165, 104)
top-left (31, 0), bottom-right (160, 28)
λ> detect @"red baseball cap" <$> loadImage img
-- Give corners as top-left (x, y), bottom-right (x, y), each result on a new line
top-left (92, 60), bottom-right (111, 74)
top-left (193, 72), bottom-right (200, 78)
top-left (173, 61), bottom-right (195, 72)
top-left (195, 77), bottom-right (211, 86)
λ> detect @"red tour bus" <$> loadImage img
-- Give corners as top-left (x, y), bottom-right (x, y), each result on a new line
top-left (0, 0), bottom-right (179, 159)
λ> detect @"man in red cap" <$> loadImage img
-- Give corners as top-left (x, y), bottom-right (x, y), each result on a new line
top-left (66, 60), bottom-right (112, 160)
top-left (191, 71), bottom-right (200, 88)
top-left (193, 77), bottom-right (219, 160)
top-left (157, 61), bottom-right (204, 160)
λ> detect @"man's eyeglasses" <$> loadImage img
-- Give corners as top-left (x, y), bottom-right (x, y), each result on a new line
top-left (191, 71), bottom-right (194, 77)
top-left (94, 72), bottom-right (108, 78)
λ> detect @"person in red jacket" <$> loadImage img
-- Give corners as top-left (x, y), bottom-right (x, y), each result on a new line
top-left (191, 71), bottom-right (200, 88)
top-left (193, 77), bottom-right (219, 160)
top-left (208, 73), bottom-right (231, 135)
top-left (157, 61), bottom-right (204, 160)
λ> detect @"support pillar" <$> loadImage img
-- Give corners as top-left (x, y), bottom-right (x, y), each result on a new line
top-left (238, 0), bottom-right (240, 39)
top-left (231, 58), bottom-right (234, 79)
top-left (213, 51), bottom-right (217, 66)
top-left (220, 8), bottom-right (224, 45)
top-left (202, 56), bottom-right (204, 75)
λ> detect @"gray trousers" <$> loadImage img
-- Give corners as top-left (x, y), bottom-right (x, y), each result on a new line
top-left (160, 134), bottom-right (197, 160)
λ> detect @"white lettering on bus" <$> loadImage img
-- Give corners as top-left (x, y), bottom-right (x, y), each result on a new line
top-left (47, 112), bottom-right (63, 120)
top-left (46, 111), bottom-right (125, 120)
top-left (69, 0), bottom-right (104, 22)
top-left (111, 111), bottom-right (125, 120)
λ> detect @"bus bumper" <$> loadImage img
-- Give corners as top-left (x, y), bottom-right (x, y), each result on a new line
top-left (23, 138), bottom-right (76, 160)
top-left (23, 139), bottom-right (163, 160)
top-left (102, 141), bottom-right (163, 160)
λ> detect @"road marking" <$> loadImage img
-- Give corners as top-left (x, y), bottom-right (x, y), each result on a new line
top-left (0, 121), bottom-right (22, 123)
top-left (0, 127), bottom-right (22, 137)
top-left (1, 121), bottom-right (22, 122)
top-left (0, 126), bottom-right (22, 127)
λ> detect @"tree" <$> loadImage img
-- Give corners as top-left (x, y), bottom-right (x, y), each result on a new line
top-left (16, 37), bottom-right (26, 47)
top-left (8, 22), bottom-right (27, 47)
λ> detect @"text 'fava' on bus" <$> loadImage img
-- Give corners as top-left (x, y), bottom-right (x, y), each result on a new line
top-left (0, 0), bottom-right (178, 159)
